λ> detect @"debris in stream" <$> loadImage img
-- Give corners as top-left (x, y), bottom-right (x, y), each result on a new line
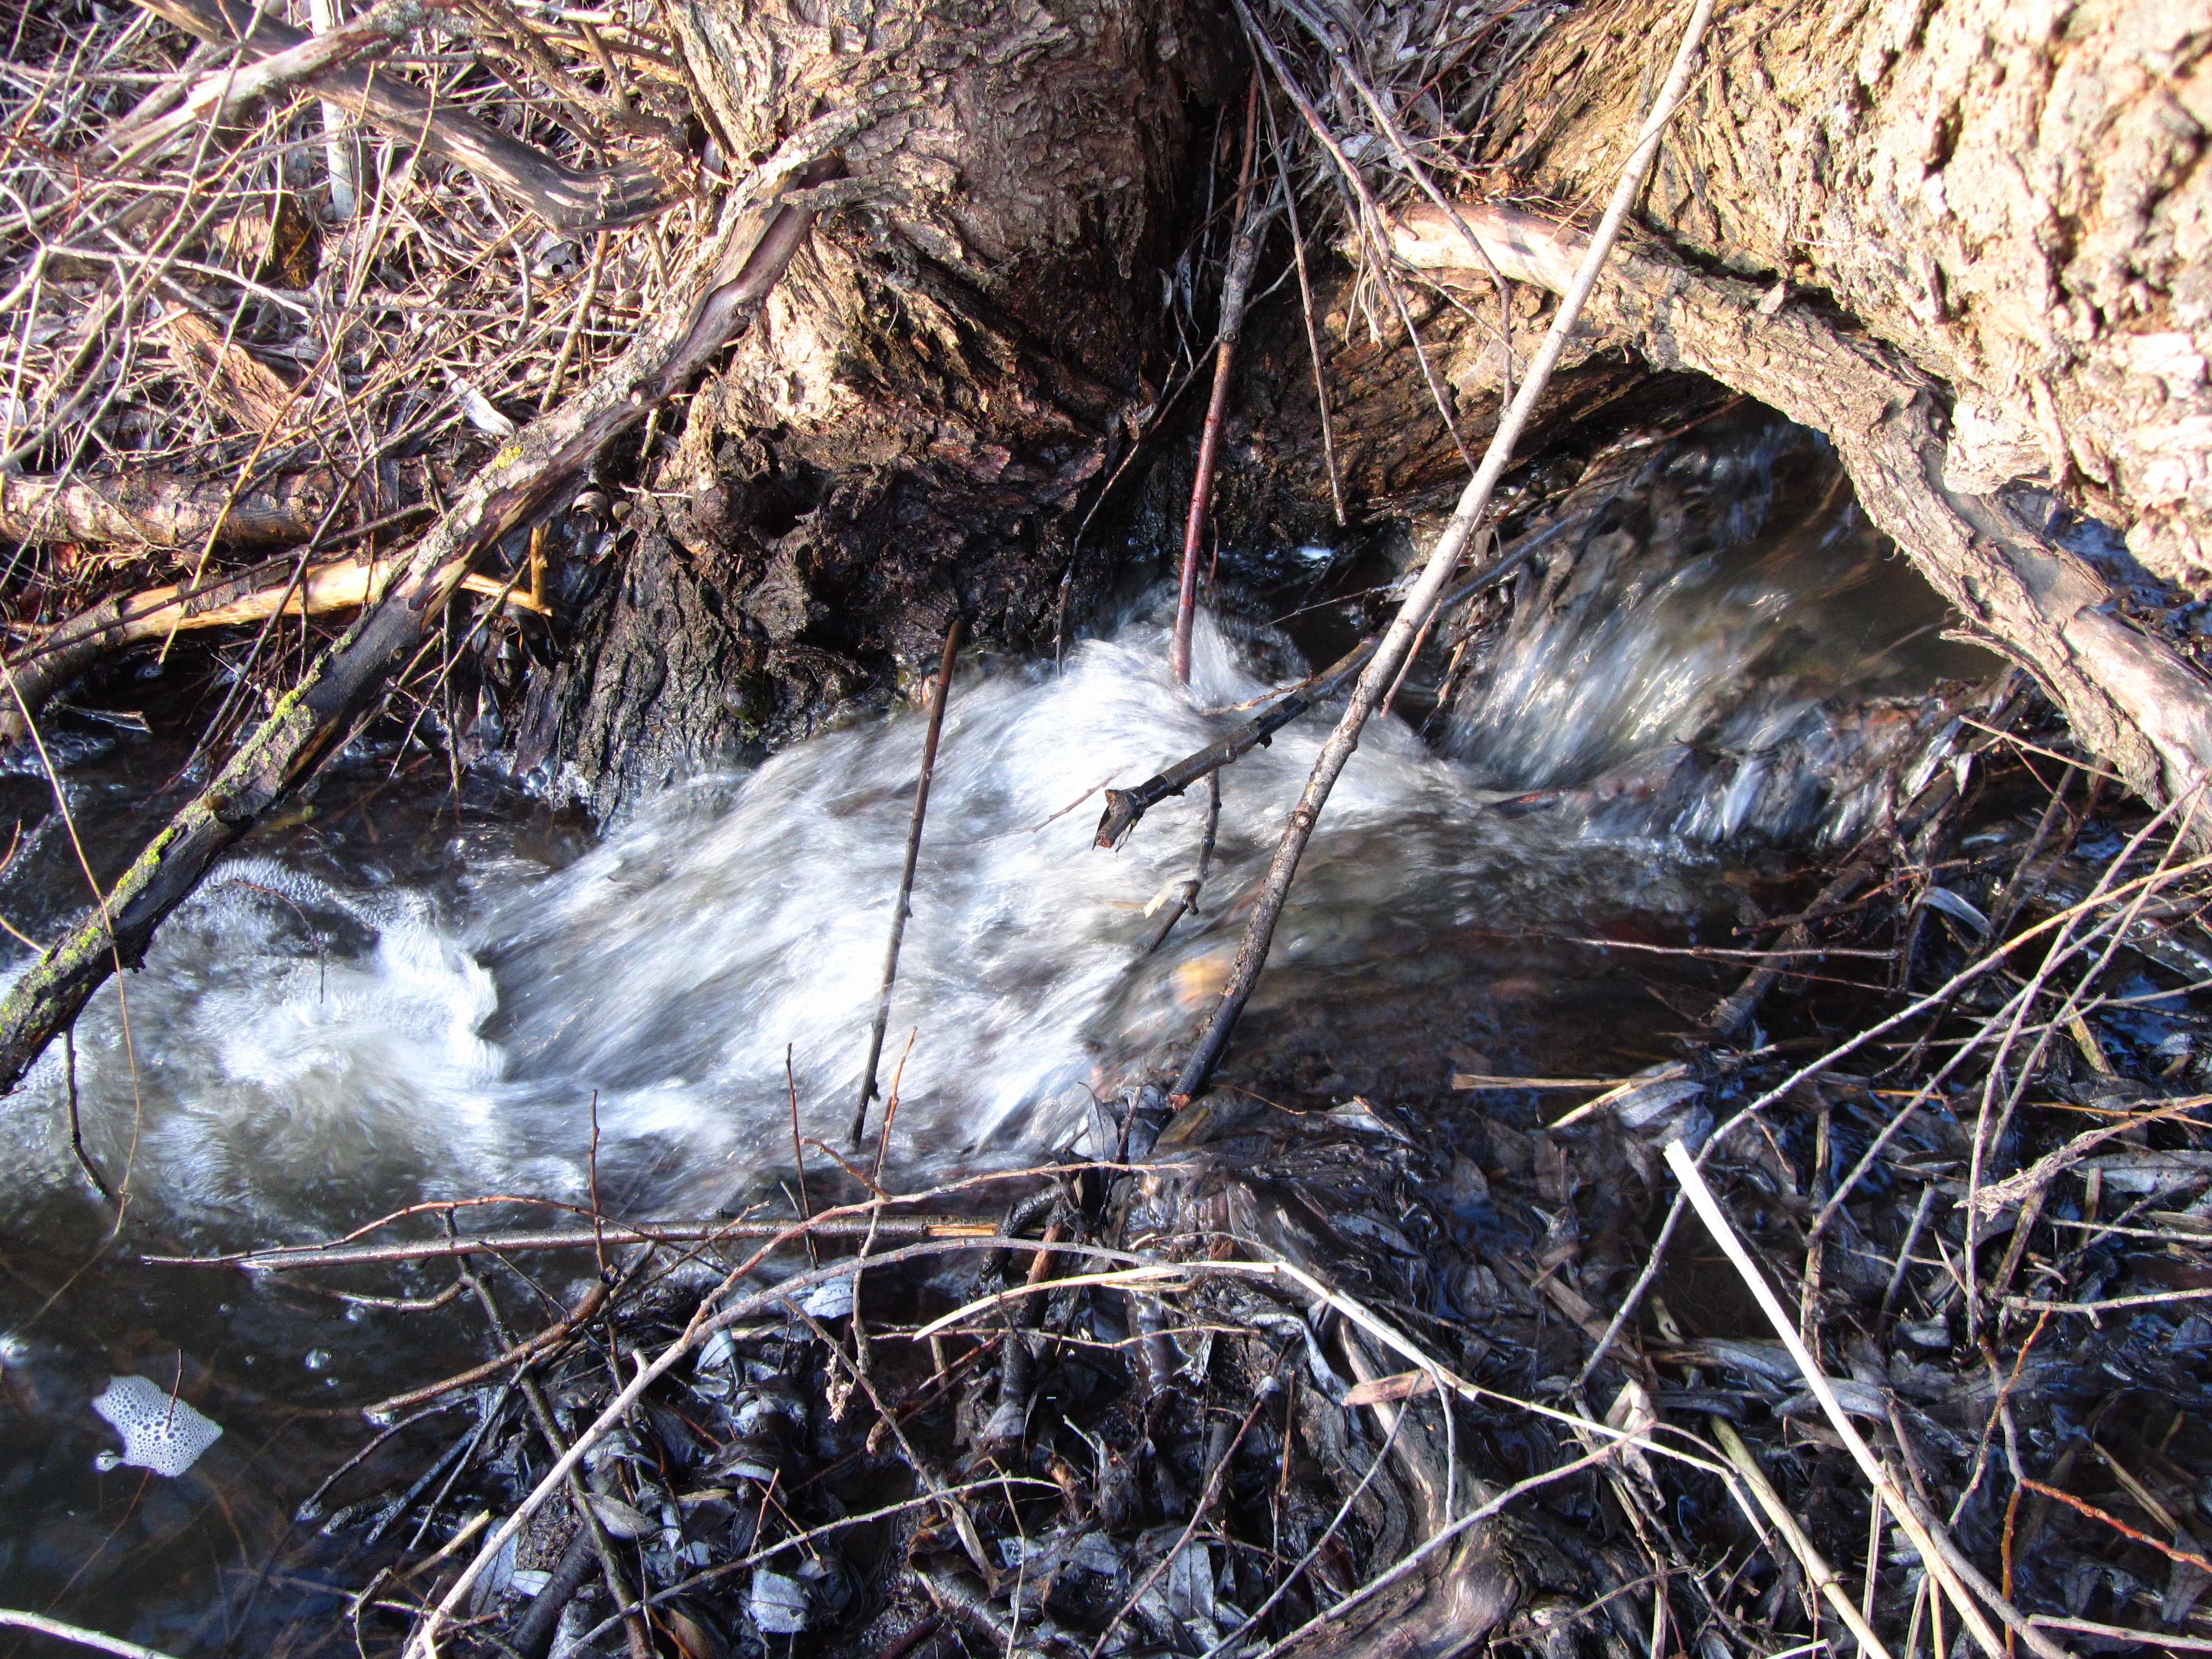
top-left (194, 739), bottom-right (2212, 1658)
top-left (90, 1374), bottom-right (224, 1477)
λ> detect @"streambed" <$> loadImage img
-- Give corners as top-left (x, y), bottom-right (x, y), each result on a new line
top-left (0, 418), bottom-right (1993, 1650)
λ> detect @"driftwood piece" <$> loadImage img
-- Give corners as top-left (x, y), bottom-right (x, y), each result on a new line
top-left (0, 551), bottom-right (543, 748)
top-left (133, 0), bottom-right (680, 233)
top-left (1387, 202), bottom-right (2212, 814)
top-left (0, 162), bottom-right (836, 1096)
top-left (0, 466), bottom-right (369, 548)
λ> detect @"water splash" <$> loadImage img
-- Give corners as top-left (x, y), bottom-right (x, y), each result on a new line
top-left (1441, 426), bottom-right (1985, 842)
top-left (5, 612), bottom-right (1719, 1232)
top-left (4, 428), bottom-right (1990, 1239)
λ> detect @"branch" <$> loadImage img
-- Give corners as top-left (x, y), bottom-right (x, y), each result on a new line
top-left (0, 159), bottom-right (839, 1097)
top-left (0, 549), bottom-right (542, 749)
top-left (1095, 517), bottom-right (1572, 851)
top-left (104, 0), bottom-right (444, 164)
top-left (131, 0), bottom-right (681, 232)
top-left (0, 466), bottom-right (385, 548)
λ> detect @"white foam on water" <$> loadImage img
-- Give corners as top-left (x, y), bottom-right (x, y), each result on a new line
top-left (90, 1374), bottom-right (223, 1477)
top-left (3, 544), bottom-right (1969, 1241)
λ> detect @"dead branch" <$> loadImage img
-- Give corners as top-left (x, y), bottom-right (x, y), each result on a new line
top-left (132, 0), bottom-right (682, 233)
top-left (0, 466), bottom-right (386, 549)
top-left (0, 548), bottom-right (542, 748)
top-left (0, 1611), bottom-right (182, 1659)
top-left (1172, 80), bottom-right (1264, 687)
top-left (1665, 1139), bottom-right (2062, 1659)
top-left (141, 1214), bottom-right (996, 1271)
top-left (1705, 861), bottom-right (1874, 1041)
top-left (103, 0), bottom-right (445, 166)
top-left (0, 158), bottom-right (839, 1098)
top-left (1096, 520), bottom-right (1566, 850)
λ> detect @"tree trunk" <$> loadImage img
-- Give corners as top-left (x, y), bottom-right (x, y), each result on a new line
top-left (1463, 0), bottom-right (2212, 591)
top-left (519, 0), bottom-right (2212, 825)
top-left (1395, 0), bottom-right (2212, 806)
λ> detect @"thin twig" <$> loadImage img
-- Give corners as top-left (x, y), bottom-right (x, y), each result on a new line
top-left (1177, 0), bottom-right (1722, 1100)
top-left (1664, 1140), bottom-right (2063, 1659)
top-left (1172, 77), bottom-right (1264, 686)
top-left (852, 615), bottom-right (962, 1147)
top-left (0, 1611), bottom-right (182, 1659)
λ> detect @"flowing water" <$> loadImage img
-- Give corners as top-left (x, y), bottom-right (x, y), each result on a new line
top-left (0, 418), bottom-right (1994, 1648)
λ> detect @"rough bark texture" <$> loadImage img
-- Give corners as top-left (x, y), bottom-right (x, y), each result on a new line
top-left (1467, 0), bottom-right (2212, 589)
top-left (511, 0), bottom-right (1214, 817)
top-left (1391, 201), bottom-right (2212, 809)
top-left (520, 0), bottom-right (1647, 820)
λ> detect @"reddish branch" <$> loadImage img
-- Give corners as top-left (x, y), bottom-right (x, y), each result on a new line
top-left (2018, 1478), bottom-right (2212, 1576)
top-left (1170, 80), bottom-right (1264, 688)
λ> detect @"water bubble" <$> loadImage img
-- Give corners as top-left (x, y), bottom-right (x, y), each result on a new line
top-left (303, 1349), bottom-right (332, 1371)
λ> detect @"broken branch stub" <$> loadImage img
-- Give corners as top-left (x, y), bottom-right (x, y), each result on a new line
top-left (0, 162), bottom-right (839, 1098)
top-left (1386, 201), bottom-right (2212, 816)
top-left (1094, 522), bottom-right (1561, 852)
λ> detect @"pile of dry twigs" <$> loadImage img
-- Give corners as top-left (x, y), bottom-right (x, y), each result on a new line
top-left (0, 0), bottom-right (695, 758)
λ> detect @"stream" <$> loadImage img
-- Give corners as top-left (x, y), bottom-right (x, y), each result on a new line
top-left (0, 415), bottom-right (1993, 1650)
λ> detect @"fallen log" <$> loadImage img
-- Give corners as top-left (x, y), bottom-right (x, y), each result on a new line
top-left (0, 158), bottom-right (838, 1097)
top-left (133, 0), bottom-right (680, 234)
top-left (1387, 201), bottom-right (2212, 814)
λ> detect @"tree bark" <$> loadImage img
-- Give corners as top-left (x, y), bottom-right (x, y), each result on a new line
top-left (1388, 201), bottom-right (2212, 810)
top-left (1458, 0), bottom-right (2212, 591)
